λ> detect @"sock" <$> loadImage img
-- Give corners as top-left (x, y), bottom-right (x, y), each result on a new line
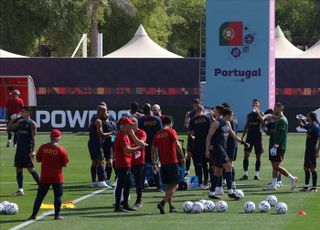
top-left (217, 176), bottom-right (222, 187)
top-left (243, 159), bottom-right (249, 172)
top-left (305, 170), bottom-right (310, 187)
top-left (210, 175), bottom-right (219, 192)
top-left (31, 171), bottom-right (40, 185)
top-left (222, 170), bottom-right (226, 181)
top-left (105, 165), bottom-right (112, 180)
top-left (232, 167), bottom-right (235, 182)
top-left (195, 165), bottom-right (203, 185)
top-left (271, 178), bottom-right (277, 187)
top-left (255, 171), bottom-right (260, 177)
top-left (225, 172), bottom-right (232, 190)
top-left (97, 166), bottom-right (105, 182)
top-left (186, 159), bottom-right (191, 171)
top-left (16, 171), bottom-right (23, 189)
top-left (312, 171), bottom-right (318, 188)
top-left (255, 159), bottom-right (261, 172)
top-left (277, 174), bottom-right (282, 182)
top-left (91, 166), bottom-right (97, 182)
top-left (160, 199), bottom-right (166, 206)
top-left (244, 171), bottom-right (248, 176)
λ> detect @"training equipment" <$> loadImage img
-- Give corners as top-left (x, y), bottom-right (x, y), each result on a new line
top-left (199, 200), bottom-right (208, 212)
top-left (216, 201), bottom-right (228, 213)
top-left (234, 189), bottom-right (245, 199)
top-left (244, 201), bottom-right (256, 213)
top-left (183, 201), bottom-right (194, 213)
top-left (192, 202), bottom-right (204, 214)
top-left (204, 200), bottom-right (215, 212)
top-left (199, 199), bottom-right (207, 205)
top-left (0, 201), bottom-right (9, 214)
top-left (276, 202), bottom-right (288, 214)
top-left (266, 195), bottom-right (278, 206)
top-left (3, 202), bottom-right (19, 215)
top-left (259, 201), bottom-right (271, 213)
top-left (0, 203), bottom-right (4, 214)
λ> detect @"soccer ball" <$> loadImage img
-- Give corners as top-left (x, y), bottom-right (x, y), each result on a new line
top-left (3, 203), bottom-right (19, 215)
top-left (183, 201), bottom-right (194, 213)
top-left (199, 199), bottom-right (207, 205)
top-left (275, 202), bottom-right (288, 214)
top-left (0, 201), bottom-right (10, 214)
top-left (216, 201), bottom-right (228, 213)
top-left (234, 189), bottom-right (245, 199)
top-left (192, 202), bottom-right (204, 214)
top-left (204, 200), bottom-right (215, 212)
top-left (244, 201), bottom-right (256, 213)
top-left (266, 195), bottom-right (278, 206)
top-left (258, 201), bottom-right (271, 213)
top-left (0, 203), bottom-right (4, 214)
top-left (199, 200), bottom-right (208, 212)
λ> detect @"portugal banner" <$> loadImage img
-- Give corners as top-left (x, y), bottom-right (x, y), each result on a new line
top-left (205, 0), bottom-right (275, 129)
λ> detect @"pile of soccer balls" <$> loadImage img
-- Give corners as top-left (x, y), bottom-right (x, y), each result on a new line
top-left (244, 195), bottom-right (288, 214)
top-left (0, 201), bottom-right (19, 215)
top-left (183, 200), bottom-right (228, 214)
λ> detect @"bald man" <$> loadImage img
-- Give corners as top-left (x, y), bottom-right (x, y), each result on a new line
top-left (152, 104), bottom-right (165, 123)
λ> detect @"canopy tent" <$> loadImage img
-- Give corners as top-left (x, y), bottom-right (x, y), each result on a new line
top-left (104, 25), bottom-right (182, 58)
top-left (275, 25), bottom-right (303, 58)
top-left (0, 49), bottom-right (28, 58)
top-left (297, 40), bottom-right (320, 58)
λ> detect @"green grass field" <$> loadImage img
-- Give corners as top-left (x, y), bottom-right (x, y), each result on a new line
top-left (0, 133), bottom-right (319, 230)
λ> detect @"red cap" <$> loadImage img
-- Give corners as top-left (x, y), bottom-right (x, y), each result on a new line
top-left (120, 117), bottom-right (135, 125)
top-left (50, 129), bottom-right (62, 138)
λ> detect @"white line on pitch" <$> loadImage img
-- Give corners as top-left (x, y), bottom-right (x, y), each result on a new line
top-left (9, 188), bottom-right (106, 230)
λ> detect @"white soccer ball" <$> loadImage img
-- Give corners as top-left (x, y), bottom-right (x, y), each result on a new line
top-left (216, 201), bottom-right (228, 213)
top-left (192, 202), bottom-right (204, 213)
top-left (204, 200), bottom-right (215, 212)
top-left (234, 189), bottom-right (245, 199)
top-left (244, 201), bottom-right (256, 213)
top-left (275, 202), bottom-right (288, 214)
top-left (259, 201), bottom-right (271, 213)
top-left (199, 200), bottom-right (208, 211)
top-left (266, 195), bottom-right (278, 206)
top-left (4, 203), bottom-right (19, 215)
top-left (0, 203), bottom-right (4, 214)
top-left (0, 201), bottom-right (10, 214)
top-left (183, 201), bottom-right (194, 213)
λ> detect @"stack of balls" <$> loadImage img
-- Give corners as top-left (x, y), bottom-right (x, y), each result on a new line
top-left (244, 195), bottom-right (288, 214)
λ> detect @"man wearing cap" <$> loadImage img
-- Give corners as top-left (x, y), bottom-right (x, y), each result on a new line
top-left (8, 106), bottom-right (40, 196)
top-left (6, 89), bottom-right (24, 147)
top-left (28, 129), bottom-right (69, 220)
top-left (114, 117), bottom-right (145, 212)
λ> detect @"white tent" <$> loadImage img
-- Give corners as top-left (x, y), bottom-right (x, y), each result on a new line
top-left (0, 49), bottom-right (28, 58)
top-left (297, 40), bottom-right (320, 59)
top-left (104, 25), bottom-right (182, 58)
top-left (275, 25), bottom-right (303, 58)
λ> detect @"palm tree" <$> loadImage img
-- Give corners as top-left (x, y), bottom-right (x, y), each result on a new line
top-left (87, 0), bottom-right (136, 57)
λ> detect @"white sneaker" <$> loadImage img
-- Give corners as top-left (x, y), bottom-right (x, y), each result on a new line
top-left (91, 182), bottom-right (98, 188)
top-left (106, 180), bottom-right (113, 188)
top-left (215, 187), bottom-right (224, 195)
top-left (276, 181), bottom-right (283, 188)
top-left (97, 181), bottom-right (112, 188)
top-left (290, 177), bottom-right (298, 190)
top-left (7, 140), bottom-right (11, 147)
top-left (263, 185), bottom-right (277, 191)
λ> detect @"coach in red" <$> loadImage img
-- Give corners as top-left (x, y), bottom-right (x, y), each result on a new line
top-left (114, 117), bottom-right (143, 212)
top-left (28, 129), bottom-right (69, 220)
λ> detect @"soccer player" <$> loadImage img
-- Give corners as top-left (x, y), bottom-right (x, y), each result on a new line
top-left (130, 118), bottom-right (147, 208)
top-left (7, 106), bottom-right (40, 196)
top-left (188, 105), bottom-right (211, 189)
top-left (28, 129), bottom-right (69, 220)
top-left (114, 117), bottom-right (145, 212)
top-left (184, 99), bottom-right (202, 176)
top-left (138, 103), bottom-right (162, 190)
top-left (298, 112), bottom-right (320, 192)
top-left (152, 104), bottom-right (165, 122)
top-left (240, 99), bottom-right (264, 181)
top-left (6, 90), bottom-right (24, 147)
top-left (102, 111), bottom-right (117, 188)
top-left (206, 107), bottom-right (249, 200)
top-left (127, 102), bottom-right (142, 118)
top-left (88, 105), bottom-right (112, 188)
top-left (222, 102), bottom-right (238, 189)
top-left (152, 116), bottom-right (185, 214)
top-left (265, 103), bottom-right (298, 190)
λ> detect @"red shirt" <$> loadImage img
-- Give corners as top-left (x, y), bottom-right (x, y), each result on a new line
top-left (152, 128), bottom-right (179, 165)
top-left (130, 129), bottom-right (147, 166)
top-left (114, 130), bottom-right (132, 168)
top-left (6, 98), bottom-right (24, 115)
top-left (36, 143), bottom-right (69, 183)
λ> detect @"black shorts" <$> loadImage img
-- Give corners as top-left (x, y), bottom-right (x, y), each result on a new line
top-left (14, 152), bottom-right (34, 168)
top-left (269, 148), bottom-right (285, 162)
top-left (161, 163), bottom-right (179, 185)
top-left (227, 147), bottom-right (238, 161)
top-left (245, 139), bottom-right (264, 154)
top-left (187, 137), bottom-right (194, 152)
top-left (88, 142), bottom-right (104, 161)
top-left (304, 152), bottom-right (317, 169)
top-left (103, 146), bottom-right (114, 160)
top-left (210, 150), bottom-right (230, 168)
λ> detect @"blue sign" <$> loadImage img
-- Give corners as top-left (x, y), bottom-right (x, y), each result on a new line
top-left (205, 0), bottom-right (275, 129)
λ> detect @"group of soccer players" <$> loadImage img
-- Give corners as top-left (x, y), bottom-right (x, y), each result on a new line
top-left (5, 95), bottom-right (320, 219)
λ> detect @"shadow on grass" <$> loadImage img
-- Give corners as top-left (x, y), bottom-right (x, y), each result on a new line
top-left (81, 212), bottom-right (158, 219)
top-left (0, 219), bottom-right (27, 224)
